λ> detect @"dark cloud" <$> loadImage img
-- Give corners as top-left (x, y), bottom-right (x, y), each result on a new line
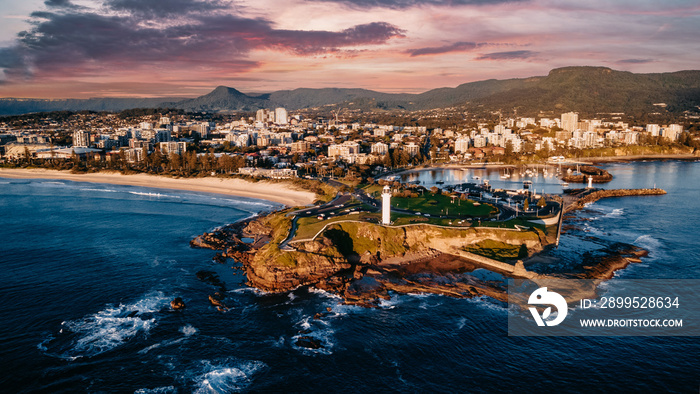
top-left (476, 50), bottom-right (537, 60)
top-left (617, 58), bottom-right (653, 64)
top-left (0, 0), bottom-right (404, 81)
top-left (407, 41), bottom-right (481, 57)
top-left (105, 0), bottom-right (229, 18)
top-left (308, 0), bottom-right (526, 9)
top-left (44, 0), bottom-right (79, 9)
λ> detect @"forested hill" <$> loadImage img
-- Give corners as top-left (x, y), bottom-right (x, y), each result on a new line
top-left (2, 67), bottom-right (700, 116)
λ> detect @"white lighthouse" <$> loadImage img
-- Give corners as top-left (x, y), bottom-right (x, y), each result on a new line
top-left (381, 185), bottom-right (391, 225)
top-left (587, 176), bottom-right (593, 189)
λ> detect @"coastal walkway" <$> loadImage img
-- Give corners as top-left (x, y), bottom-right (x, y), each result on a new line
top-left (449, 250), bottom-right (540, 279)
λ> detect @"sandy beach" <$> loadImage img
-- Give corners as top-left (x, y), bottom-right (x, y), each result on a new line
top-left (0, 168), bottom-right (317, 207)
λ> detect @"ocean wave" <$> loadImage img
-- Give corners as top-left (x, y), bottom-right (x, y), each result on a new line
top-left (193, 359), bottom-right (266, 393)
top-left (633, 234), bottom-right (664, 258)
top-left (134, 386), bottom-right (177, 394)
top-left (138, 337), bottom-right (187, 355)
top-left (80, 188), bottom-right (119, 193)
top-left (229, 287), bottom-right (269, 296)
top-left (465, 296), bottom-right (508, 314)
top-left (307, 287), bottom-right (343, 300)
top-left (40, 292), bottom-right (170, 359)
top-left (606, 208), bottom-right (625, 218)
top-left (129, 191), bottom-right (182, 199)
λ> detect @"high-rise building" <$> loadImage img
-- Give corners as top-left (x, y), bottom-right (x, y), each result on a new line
top-left (454, 136), bottom-right (470, 153)
top-left (663, 124), bottom-right (683, 141)
top-left (73, 131), bottom-right (91, 147)
top-left (646, 124), bottom-right (661, 136)
top-left (561, 112), bottom-right (579, 132)
top-left (275, 108), bottom-right (288, 125)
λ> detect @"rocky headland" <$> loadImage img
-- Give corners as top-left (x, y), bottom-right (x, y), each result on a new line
top-left (190, 186), bottom-right (666, 306)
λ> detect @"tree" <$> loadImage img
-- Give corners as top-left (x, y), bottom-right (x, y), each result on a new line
top-left (523, 198), bottom-right (529, 211)
top-left (537, 197), bottom-right (547, 208)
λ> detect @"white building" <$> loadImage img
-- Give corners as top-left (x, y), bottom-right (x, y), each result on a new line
top-left (646, 124), bottom-right (661, 136)
top-left (73, 131), bottom-right (91, 148)
top-left (371, 142), bottom-right (388, 155)
top-left (328, 141), bottom-right (361, 161)
top-left (561, 112), bottom-right (579, 132)
top-left (159, 141), bottom-right (187, 155)
top-left (275, 107), bottom-right (288, 125)
top-left (454, 136), bottom-right (470, 153)
top-left (473, 135), bottom-right (487, 148)
top-left (663, 124), bottom-right (683, 141)
top-left (404, 142), bottom-right (420, 156)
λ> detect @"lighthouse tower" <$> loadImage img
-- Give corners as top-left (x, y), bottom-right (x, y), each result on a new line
top-left (587, 176), bottom-right (593, 189)
top-left (381, 185), bottom-right (391, 225)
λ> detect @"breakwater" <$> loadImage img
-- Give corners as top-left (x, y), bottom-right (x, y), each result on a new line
top-left (563, 188), bottom-right (667, 213)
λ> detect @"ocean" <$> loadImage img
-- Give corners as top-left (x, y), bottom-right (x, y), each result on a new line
top-left (1, 161), bottom-right (698, 393)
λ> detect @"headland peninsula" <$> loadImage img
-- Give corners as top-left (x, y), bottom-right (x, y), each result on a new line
top-left (190, 165), bottom-right (667, 308)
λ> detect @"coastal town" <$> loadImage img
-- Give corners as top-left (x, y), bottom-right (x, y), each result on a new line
top-left (0, 107), bottom-right (697, 182)
top-left (0, 105), bottom-right (694, 306)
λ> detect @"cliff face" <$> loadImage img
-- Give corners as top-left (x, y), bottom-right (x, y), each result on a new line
top-left (246, 237), bottom-right (352, 292)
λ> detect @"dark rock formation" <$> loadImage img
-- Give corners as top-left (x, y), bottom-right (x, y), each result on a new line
top-left (295, 336), bottom-right (323, 349)
top-left (171, 297), bottom-right (186, 310)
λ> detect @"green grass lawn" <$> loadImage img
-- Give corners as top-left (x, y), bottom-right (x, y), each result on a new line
top-left (392, 193), bottom-right (497, 217)
top-left (361, 184), bottom-right (386, 198)
top-left (293, 208), bottom-right (380, 241)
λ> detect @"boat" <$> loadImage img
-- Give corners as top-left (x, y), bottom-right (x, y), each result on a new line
top-left (436, 181), bottom-right (444, 185)
top-left (561, 182), bottom-right (569, 188)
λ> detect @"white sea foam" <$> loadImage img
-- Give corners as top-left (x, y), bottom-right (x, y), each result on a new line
top-left (606, 208), bottom-right (625, 218)
top-left (42, 292), bottom-right (170, 359)
top-left (138, 337), bottom-right (187, 355)
top-left (134, 386), bottom-right (177, 394)
top-left (229, 287), bottom-right (269, 297)
top-left (80, 188), bottom-right (119, 193)
top-left (129, 191), bottom-right (181, 198)
top-left (465, 296), bottom-right (507, 314)
top-left (456, 317), bottom-right (467, 330)
top-left (291, 314), bottom-right (337, 355)
top-left (291, 330), bottom-right (336, 355)
top-left (633, 234), bottom-right (664, 258)
top-left (180, 324), bottom-right (198, 336)
top-left (193, 359), bottom-right (266, 393)
top-left (307, 287), bottom-right (343, 299)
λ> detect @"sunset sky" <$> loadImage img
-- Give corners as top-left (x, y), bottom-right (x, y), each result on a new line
top-left (1, 0), bottom-right (699, 98)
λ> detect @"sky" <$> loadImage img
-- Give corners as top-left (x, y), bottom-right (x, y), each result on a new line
top-left (0, 0), bottom-right (699, 98)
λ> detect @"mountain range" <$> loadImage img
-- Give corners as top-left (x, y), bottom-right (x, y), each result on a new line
top-left (2, 66), bottom-right (700, 116)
